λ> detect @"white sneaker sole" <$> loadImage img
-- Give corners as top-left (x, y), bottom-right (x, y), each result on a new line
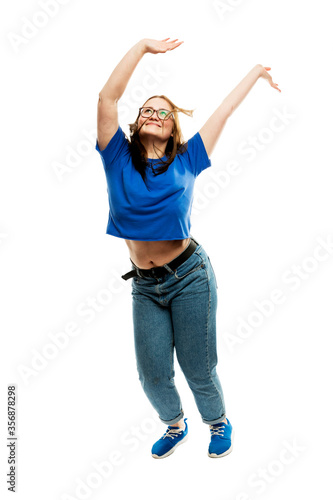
top-left (208, 428), bottom-right (234, 458)
top-left (152, 433), bottom-right (189, 459)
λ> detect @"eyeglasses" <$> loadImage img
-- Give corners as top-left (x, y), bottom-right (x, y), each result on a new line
top-left (139, 107), bottom-right (174, 121)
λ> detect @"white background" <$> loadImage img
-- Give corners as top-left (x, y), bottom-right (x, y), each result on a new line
top-left (1, 0), bottom-right (333, 498)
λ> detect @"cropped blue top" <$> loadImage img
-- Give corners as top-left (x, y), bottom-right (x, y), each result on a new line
top-left (95, 125), bottom-right (211, 241)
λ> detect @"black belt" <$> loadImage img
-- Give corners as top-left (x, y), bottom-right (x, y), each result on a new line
top-left (121, 237), bottom-right (198, 280)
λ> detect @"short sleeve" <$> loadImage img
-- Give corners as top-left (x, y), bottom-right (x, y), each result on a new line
top-left (95, 125), bottom-right (129, 170)
top-left (183, 131), bottom-right (211, 177)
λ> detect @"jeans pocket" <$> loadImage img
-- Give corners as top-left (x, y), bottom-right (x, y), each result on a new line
top-left (174, 251), bottom-right (204, 280)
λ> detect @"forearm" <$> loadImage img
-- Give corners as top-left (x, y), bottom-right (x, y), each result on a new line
top-left (222, 64), bottom-right (263, 116)
top-left (99, 40), bottom-right (146, 101)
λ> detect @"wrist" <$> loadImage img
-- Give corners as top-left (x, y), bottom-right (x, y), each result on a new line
top-left (255, 64), bottom-right (264, 77)
top-left (137, 39), bottom-right (147, 56)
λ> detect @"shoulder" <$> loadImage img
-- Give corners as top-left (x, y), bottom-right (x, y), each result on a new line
top-left (95, 125), bottom-right (130, 169)
top-left (178, 132), bottom-right (211, 176)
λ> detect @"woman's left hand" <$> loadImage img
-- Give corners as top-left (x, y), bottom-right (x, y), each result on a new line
top-left (258, 65), bottom-right (281, 92)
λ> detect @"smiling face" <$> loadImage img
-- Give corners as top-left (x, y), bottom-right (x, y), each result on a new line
top-left (137, 97), bottom-right (174, 142)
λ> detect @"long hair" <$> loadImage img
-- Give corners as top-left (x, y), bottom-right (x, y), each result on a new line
top-left (127, 95), bottom-right (194, 188)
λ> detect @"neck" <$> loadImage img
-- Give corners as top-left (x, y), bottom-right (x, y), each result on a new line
top-left (140, 137), bottom-right (168, 159)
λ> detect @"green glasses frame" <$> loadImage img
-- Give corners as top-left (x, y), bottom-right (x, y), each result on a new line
top-left (139, 107), bottom-right (174, 120)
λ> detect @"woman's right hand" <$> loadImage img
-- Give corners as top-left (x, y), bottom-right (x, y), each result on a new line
top-left (258, 66), bottom-right (281, 92)
top-left (141, 38), bottom-right (184, 54)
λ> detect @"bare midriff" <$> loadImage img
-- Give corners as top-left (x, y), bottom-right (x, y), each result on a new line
top-left (124, 238), bottom-right (191, 269)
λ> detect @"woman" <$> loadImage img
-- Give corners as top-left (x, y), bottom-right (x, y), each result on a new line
top-left (95, 38), bottom-right (280, 459)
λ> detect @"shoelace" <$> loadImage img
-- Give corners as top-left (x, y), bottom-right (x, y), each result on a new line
top-left (163, 427), bottom-right (184, 440)
top-left (209, 424), bottom-right (225, 437)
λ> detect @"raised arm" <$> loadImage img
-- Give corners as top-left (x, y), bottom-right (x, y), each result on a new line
top-left (97, 38), bottom-right (183, 151)
top-left (199, 65), bottom-right (281, 158)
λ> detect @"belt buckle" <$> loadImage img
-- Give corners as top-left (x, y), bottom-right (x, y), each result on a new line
top-left (152, 266), bottom-right (165, 278)
top-left (150, 267), bottom-right (159, 278)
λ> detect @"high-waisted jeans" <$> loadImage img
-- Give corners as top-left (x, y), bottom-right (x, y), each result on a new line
top-left (130, 236), bottom-right (227, 426)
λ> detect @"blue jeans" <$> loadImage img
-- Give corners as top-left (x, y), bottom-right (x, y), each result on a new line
top-left (130, 237), bottom-right (227, 426)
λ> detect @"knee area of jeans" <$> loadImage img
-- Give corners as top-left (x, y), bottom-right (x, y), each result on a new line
top-left (139, 373), bottom-right (171, 387)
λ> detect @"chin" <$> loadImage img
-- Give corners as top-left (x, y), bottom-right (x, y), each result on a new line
top-left (141, 128), bottom-right (161, 137)
top-left (145, 125), bottom-right (161, 131)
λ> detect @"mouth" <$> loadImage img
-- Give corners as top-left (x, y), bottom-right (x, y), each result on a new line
top-left (146, 122), bottom-right (161, 127)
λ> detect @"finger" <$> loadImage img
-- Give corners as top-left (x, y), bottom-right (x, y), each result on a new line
top-left (169, 41), bottom-right (184, 50)
top-left (161, 38), bottom-right (170, 41)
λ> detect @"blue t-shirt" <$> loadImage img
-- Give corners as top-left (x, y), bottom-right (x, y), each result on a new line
top-left (95, 125), bottom-right (211, 241)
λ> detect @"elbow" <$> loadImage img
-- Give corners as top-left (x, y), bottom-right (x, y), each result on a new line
top-left (220, 100), bottom-right (233, 119)
top-left (98, 93), bottom-right (119, 105)
top-left (226, 103), bottom-right (234, 118)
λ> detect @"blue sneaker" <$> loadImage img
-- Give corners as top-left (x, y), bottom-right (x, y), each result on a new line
top-left (208, 418), bottom-right (234, 458)
top-left (151, 418), bottom-right (188, 459)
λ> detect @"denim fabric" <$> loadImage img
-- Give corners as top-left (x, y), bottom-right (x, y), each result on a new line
top-left (131, 237), bottom-right (227, 426)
